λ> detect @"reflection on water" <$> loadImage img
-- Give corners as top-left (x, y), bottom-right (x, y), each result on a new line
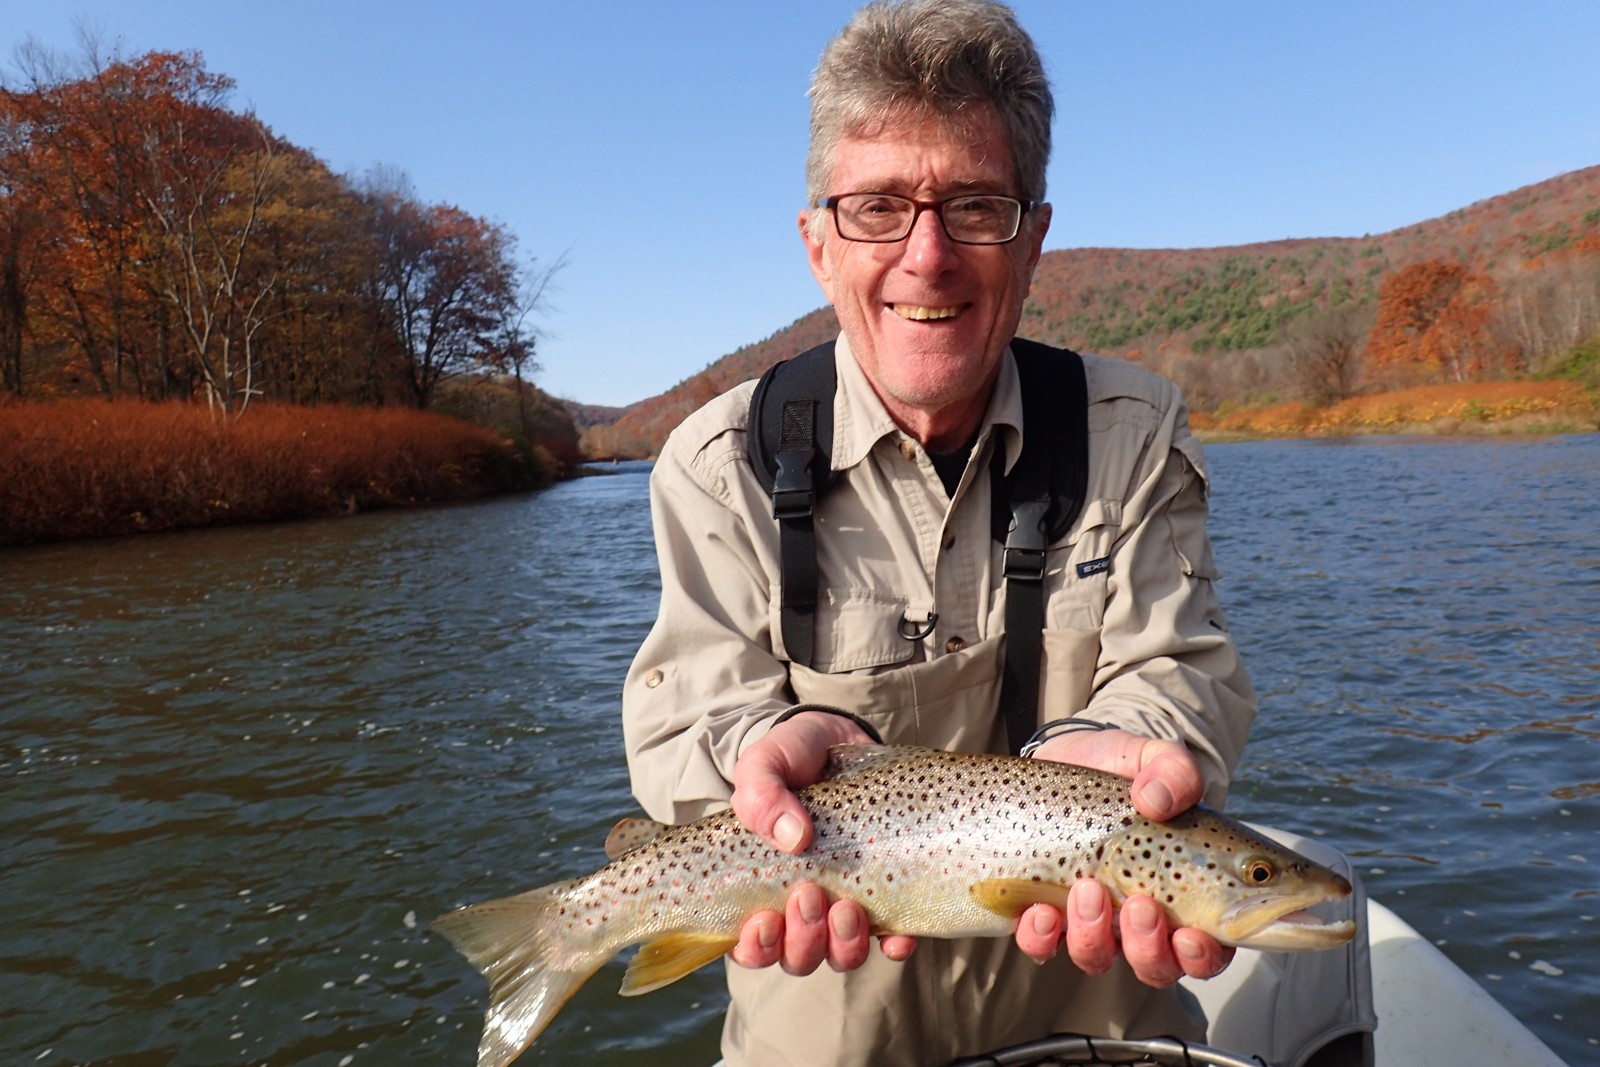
top-left (3, 440), bottom-right (1598, 1065)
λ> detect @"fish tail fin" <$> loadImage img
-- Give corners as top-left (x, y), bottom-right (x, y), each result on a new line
top-left (432, 885), bottom-right (606, 1067)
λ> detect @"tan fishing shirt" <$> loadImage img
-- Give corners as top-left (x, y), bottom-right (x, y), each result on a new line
top-left (622, 337), bottom-right (1257, 1066)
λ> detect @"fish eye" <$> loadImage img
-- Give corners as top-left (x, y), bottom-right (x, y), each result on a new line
top-left (1244, 858), bottom-right (1276, 884)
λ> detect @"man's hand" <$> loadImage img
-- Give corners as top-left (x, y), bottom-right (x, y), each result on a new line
top-left (727, 710), bottom-right (917, 974)
top-left (1013, 728), bottom-right (1235, 986)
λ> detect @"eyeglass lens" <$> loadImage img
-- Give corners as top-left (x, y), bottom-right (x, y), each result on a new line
top-left (831, 194), bottom-right (1021, 244)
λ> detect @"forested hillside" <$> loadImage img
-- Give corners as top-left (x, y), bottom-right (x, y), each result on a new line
top-left (590, 165), bottom-right (1600, 456)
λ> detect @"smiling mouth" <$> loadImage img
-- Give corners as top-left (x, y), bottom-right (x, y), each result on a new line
top-left (890, 303), bottom-right (965, 321)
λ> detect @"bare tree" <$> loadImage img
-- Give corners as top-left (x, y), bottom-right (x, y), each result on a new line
top-left (1284, 303), bottom-right (1372, 403)
top-left (1496, 250), bottom-right (1600, 371)
top-left (500, 250), bottom-right (567, 438)
top-left (141, 116), bottom-right (284, 415)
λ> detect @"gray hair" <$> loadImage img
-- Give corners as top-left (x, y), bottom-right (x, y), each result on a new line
top-left (805, 0), bottom-right (1053, 222)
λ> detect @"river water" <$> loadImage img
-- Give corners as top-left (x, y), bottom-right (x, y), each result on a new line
top-left (2, 438), bottom-right (1597, 1066)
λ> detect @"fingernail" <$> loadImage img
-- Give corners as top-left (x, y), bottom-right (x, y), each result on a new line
top-left (757, 915), bottom-right (779, 950)
top-left (1138, 780), bottom-right (1174, 816)
top-left (774, 813), bottom-right (804, 852)
top-left (831, 906), bottom-right (859, 941)
top-left (799, 886), bottom-right (824, 924)
top-left (1176, 934), bottom-right (1205, 961)
top-left (1075, 882), bottom-right (1104, 923)
top-left (1032, 907), bottom-right (1057, 937)
top-left (1129, 899), bottom-right (1159, 935)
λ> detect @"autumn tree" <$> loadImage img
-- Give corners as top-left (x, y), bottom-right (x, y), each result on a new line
top-left (1364, 259), bottom-right (1502, 387)
top-left (3, 43), bottom-right (243, 397)
top-left (362, 173), bottom-right (525, 408)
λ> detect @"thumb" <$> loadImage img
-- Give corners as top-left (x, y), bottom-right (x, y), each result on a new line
top-left (1130, 738), bottom-right (1204, 821)
top-left (731, 748), bottom-right (815, 853)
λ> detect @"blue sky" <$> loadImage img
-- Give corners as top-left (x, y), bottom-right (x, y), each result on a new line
top-left (10, 1), bottom-right (1600, 407)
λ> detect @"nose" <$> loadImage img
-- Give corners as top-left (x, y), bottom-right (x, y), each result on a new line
top-left (898, 204), bottom-right (960, 279)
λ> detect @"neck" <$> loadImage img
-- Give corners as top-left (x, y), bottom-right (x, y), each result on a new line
top-left (883, 391), bottom-right (989, 452)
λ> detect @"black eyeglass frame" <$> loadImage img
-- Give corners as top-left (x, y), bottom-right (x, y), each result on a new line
top-left (818, 192), bottom-right (1036, 245)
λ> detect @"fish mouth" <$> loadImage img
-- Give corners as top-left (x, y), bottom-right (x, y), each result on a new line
top-left (1225, 907), bottom-right (1358, 951)
top-left (889, 303), bottom-right (966, 321)
top-left (1219, 877), bottom-right (1356, 950)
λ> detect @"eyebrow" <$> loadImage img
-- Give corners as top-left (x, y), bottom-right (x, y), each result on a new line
top-left (852, 177), bottom-right (1011, 197)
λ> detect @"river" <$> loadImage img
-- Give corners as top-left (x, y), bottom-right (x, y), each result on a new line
top-left (2, 437), bottom-right (1597, 1066)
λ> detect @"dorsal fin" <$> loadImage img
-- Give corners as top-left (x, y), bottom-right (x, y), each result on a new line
top-left (604, 817), bottom-right (672, 859)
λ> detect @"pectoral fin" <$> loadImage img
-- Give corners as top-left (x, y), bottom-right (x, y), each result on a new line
top-left (620, 932), bottom-right (738, 996)
top-left (969, 878), bottom-right (1072, 919)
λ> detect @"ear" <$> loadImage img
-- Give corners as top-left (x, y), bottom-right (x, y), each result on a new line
top-left (799, 209), bottom-right (836, 303)
top-left (1022, 202), bottom-right (1052, 276)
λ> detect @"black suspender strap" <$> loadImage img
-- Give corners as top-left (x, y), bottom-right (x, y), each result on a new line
top-left (748, 344), bottom-right (838, 669)
top-left (773, 395), bottom-right (821, 668)
top-left (995, 340), bottom-right (1090, 753)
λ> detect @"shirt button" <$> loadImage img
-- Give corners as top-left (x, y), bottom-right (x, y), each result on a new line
top-left (898, 440), bottom-right (917, 461)
top-left (644, 668), bottom-right (665, 688)
top-left (942, 534), bottom-right (957, 551)
top-left (944, 636), bottom-right (967, 654)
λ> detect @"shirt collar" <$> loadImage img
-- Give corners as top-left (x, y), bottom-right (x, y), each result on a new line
top-left (830, 333), bottom-right (1026, 475)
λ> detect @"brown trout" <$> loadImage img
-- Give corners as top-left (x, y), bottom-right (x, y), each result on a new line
top-left (433, 745), bottom-right (1354, 1067)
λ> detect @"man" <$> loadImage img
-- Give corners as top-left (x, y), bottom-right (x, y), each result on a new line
top-left (622, 2), bottom-right (1256, 1063)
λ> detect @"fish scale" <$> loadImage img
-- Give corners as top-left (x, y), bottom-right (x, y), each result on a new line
top-left (433, 744), bottom-right (1354, 1067)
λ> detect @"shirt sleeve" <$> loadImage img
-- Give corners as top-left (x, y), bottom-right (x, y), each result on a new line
top-left (621, 417), bottom-right (793, 823)
top-left (1075, 400), bottom-right (1257, 808)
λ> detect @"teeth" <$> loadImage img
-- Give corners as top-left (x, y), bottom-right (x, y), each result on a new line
top-left (892, 304), bottom-right (963, 321)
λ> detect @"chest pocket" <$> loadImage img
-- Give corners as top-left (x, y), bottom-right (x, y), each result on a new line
top-left (1044, 498), bottom-right (1120, 631)
top-left (779, 591), bottom-right (915, 674)
top-left (1035, 498), bottom-right (1120, 722)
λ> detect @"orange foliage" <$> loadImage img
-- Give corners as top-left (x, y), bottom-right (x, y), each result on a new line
top-left (0, 399), bottom-right (532, 547)
top-left (1364, 260), bottom-right (1509, 385)
top-left (1203, 379), bottom-right (1595, 438)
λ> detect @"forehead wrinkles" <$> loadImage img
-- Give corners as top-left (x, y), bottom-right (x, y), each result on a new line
top-left (825, 103), bottom-right (1014, 191)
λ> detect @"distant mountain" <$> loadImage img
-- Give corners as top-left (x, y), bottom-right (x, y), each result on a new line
top-left (592, 164), bottom-right (1600, 456)
top-left (560, 399), bottom-right (634, 431)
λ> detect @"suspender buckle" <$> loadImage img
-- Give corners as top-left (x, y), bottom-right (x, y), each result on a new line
top-left (1003, 499), bottom-right (1050, 582)
top-left (772, 450), bottom-right (815, 520)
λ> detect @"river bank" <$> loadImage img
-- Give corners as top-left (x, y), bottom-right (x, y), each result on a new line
top-left (8, 379), bottom-right (1596, 551)
top-left (1191, 378), bottom-right (1599, 442)
top-left (0, 399), bottom-right (545, 549)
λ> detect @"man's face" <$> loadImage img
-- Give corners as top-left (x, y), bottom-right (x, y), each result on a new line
top-left (800, 107), bottom-right (1050, 446)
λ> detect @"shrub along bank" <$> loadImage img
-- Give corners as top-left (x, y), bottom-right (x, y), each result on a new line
top-left (0, 399), bottom-right (545, 548)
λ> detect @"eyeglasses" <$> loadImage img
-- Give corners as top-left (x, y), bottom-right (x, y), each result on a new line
top-left (820, 192), bottom-right (1033, 245)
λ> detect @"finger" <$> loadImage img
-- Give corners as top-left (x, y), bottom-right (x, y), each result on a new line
top-left (878, 934), bottom-right (918, 962)
top-left (1119, 895), bottom-right (1183, 988)
top-left (1130, 738), bottom-right (1205, 820)
top-left (1063, 879), bottom-right (1116, 975)
top-left (728, 909), bottom-right (784, 970)
top-left (826, 899), bottom-right (871, 972)
top-left (1013, 903), bottom-right (1061, 964)
top-left (1172, 927), bottom-right (1234, 980)
top-left (781, 882), bottom-right (831, 976)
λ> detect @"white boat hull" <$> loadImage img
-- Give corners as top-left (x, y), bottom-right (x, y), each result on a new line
top-left (1363, 898), bottom-right (1565, 1066)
